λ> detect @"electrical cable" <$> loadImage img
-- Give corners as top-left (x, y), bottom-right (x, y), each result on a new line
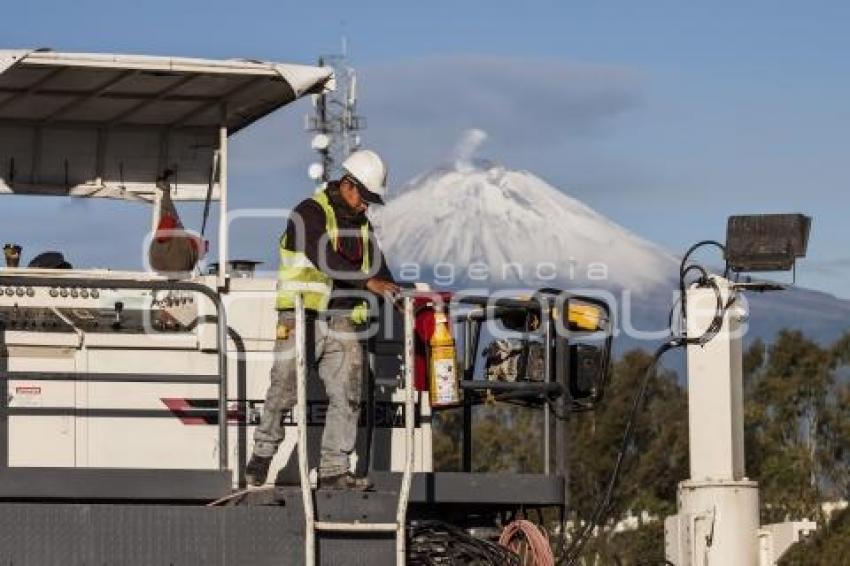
top-left (499, 519), bottom-right (556, 566)
top-left (408, 520), bottom-right (521, 565)
top-left (679, 240), bottom-right (725, 274)
top-left (681, 264), bottom-right (710, 285)
top-left (666, 295), bottom-right (681, 337)
top-left (678, 240), bottom-right (725, 342)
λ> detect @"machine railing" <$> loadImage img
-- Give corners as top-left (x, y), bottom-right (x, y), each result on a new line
top-left (0, 274), bottom-right (229, 470)
top-left (454, 291), bottom-right (613, 475)
top-left (293, 292), bottom-right (416, 566)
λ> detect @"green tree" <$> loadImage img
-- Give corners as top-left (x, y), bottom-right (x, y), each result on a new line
top-left (568, 349), bottom-right (688, 522)
top-left (744, 330), bottom-right (840, 522)
top-left (564, 349), bottom-right (687, 566)
top-left (431, 398), bottom-right (545, 473)
top-left (581, 520), bottom-right (667, 566)
top-left (780, 507), bottom-right (850, 565)
top-left (432, 407), bottom-right (462, 471)
top-left (430, 329), bottom-right (850, 564)
top-left (825, 332), bottom-right (850, 497)
top-left (471, 404), bottom-right (544, 473)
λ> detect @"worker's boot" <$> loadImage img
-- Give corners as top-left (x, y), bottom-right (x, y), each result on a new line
top-left (245, 454), bottom-right (273, 486)
top-left (319, 472), bottom-right (374, 491)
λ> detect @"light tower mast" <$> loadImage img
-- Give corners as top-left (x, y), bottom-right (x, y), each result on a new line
top-left (665, 215), bottom-right (817, 565)
top-left (305, 40), bottom-right (365, 184)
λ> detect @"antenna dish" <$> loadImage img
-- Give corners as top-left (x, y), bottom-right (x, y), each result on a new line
top-left (308, 162), bottom-right (325, 181)
top-left (311, 133), bottom-right (331, 151)
top-left (348, 72), bottom-right (358, 106)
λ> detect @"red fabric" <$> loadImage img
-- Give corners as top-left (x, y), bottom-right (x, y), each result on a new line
top-left (155, 214), bottom-right (205, 255)
top-left (155, 214), bottom-right (179, 243)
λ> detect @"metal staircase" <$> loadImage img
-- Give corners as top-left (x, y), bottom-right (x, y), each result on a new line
top-left (293, 294), bottom-right (416, 566)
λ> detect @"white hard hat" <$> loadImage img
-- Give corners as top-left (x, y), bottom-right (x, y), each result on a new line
top-left (342, 149), bottom-right (387, 204)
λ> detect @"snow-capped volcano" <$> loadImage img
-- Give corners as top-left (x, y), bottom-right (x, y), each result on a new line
top-left (371, 140), bottom-right (850, 350)
top-left (372, 159), bottom-right (678, 292)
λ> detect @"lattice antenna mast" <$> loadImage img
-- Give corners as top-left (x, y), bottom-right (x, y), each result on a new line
top-left (305, 40), bottom-right (366, 184)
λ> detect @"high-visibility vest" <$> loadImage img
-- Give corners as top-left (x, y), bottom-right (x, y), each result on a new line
top-left (276, 190), bottom-right (371, 323)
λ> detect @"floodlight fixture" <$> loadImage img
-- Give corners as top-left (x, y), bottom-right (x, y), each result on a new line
top-left (725, 214), bottom-right (811, 273)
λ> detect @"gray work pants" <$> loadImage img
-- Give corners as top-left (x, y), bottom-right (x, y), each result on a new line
top-left (253, 312), bottom-right (362, 478)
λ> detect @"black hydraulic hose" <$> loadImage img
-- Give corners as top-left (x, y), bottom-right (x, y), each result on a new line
top-left (678, 240), bottom-right (725, 340)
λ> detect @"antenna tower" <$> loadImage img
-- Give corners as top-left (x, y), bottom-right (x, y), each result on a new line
top-left (305, 39), bottom-right (366, 183)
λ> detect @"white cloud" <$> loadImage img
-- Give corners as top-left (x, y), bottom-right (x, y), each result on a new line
top-left (355, 55), bottom-right (644, 184)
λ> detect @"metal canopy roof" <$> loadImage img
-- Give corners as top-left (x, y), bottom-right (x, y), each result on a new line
top-left (0, 50), bottom-right (333, 201)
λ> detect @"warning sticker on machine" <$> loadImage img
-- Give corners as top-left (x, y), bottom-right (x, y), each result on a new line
top-left (12, 385), bottom-right (43, 407)
top-left (433, 358), bottom-right (459, 405)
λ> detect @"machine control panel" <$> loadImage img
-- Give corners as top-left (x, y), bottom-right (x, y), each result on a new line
top-left (0, 284), bottom-right (198, 335)
top-left (0, 284), bottom-right (107, 305)
top-left (0, 306), bottom-right (75, 332)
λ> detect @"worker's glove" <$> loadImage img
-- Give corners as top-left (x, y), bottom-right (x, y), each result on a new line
top-left (276, 319), bottom-right (295, 341)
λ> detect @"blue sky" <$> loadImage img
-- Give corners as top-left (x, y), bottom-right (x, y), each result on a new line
top-left (2, 1), bottom-right (849, 297)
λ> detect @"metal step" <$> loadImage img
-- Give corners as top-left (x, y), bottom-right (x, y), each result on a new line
top-left (275, 486), bottom-right (398, 525)
top-left (315, 521), bottom-right (398, 532)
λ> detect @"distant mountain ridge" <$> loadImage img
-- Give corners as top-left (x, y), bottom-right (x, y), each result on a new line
top-left (373, 159), bottom-right (850, 348)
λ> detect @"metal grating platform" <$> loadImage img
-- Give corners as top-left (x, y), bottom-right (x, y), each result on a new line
top-left (0, 472), bottom-right (565, 564)
top-left (0, 503), bottom-right (395, 566)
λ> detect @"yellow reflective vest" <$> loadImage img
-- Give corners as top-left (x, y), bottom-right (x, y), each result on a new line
top-left (276, 190), bottom-right (371, 323)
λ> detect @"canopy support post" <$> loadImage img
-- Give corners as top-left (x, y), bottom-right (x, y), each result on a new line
top-left (94, 128), bottom-right (106, 187)
top-left (217, 107), bottom-right (228, 290)
top-left (29, 128), bottom-right (42, 185)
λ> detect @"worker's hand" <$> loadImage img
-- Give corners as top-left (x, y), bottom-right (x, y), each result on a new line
top-left (366, 278), bottom-right (401, 301)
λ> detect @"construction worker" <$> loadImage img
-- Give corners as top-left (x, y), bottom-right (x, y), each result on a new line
top-left (246, 149), bottom-right (399, 490)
